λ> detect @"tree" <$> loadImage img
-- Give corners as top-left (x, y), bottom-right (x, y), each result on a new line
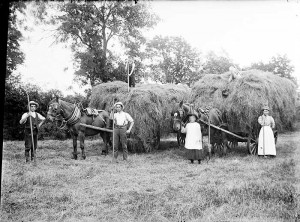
top-left (202, 51), bottom-right (237, 74)
top-left (6, 2), bottom-right (26, 79)
top-left (36, 2), bottom-right (159, 86)
top-left (249, 54), bottom-right (297, 85)
top-left (146, 35), bottom-right (203, 85)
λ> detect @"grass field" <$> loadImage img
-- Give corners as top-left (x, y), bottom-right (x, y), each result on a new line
top-left (1, 125), bottom-right (300, 222)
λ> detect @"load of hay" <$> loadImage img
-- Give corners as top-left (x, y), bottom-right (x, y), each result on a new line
top-left (190, 69), bottom-right (297, 135)
top-left (90, 81), bottom-right (190, 152)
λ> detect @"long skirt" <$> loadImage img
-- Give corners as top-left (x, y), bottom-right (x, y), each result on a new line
top-left (258, 126), bottom-right (276, 156)
top-left (186, 149), bottom-right (205, 160)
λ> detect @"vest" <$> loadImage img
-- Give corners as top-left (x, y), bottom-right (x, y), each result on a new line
top-left (25, 114), bottom-right (39, 134)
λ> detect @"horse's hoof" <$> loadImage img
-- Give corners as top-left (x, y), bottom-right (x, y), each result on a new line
top-left (71, 155), bottom-right (78, 160)
top-left (82, 156), bottom-right (86, 160)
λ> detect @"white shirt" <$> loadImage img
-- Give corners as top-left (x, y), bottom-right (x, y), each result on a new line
top-left (258, 115), bottom-right (275, 129)
top-left (181, 122), bottom-right (203, 150)
top-left (21, 112), bottom-right (45, 124)
top-left (114, 111), bottom-right (133, 126)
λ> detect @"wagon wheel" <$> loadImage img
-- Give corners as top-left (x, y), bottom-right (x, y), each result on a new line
top-left (177, 133), bottom-right (185, 147)
top-left (219, 143), bottom-right (227, 156)
top-left (211, 143), bottom-right (224, 155)
top-left (228, 141), bottom-right (238, 149)
top-left (247, 136), bottom-right (258, 155)
top-left (228, 141), bottom-right (233, 149)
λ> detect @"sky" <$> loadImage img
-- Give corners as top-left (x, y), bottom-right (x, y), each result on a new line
top-left (16, 0), bottom-right (300, 95)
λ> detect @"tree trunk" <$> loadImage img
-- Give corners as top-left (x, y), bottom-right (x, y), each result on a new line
top-left (102, 20), bottom-right (108, 82)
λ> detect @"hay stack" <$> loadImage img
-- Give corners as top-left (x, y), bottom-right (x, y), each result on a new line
top-left (90, 81), bottom-right (190, 152)
top-left (190, 70), bottom-right (297, 134)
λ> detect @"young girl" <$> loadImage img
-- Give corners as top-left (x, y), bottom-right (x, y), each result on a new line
top-left (181, 113), bottom-right (204, 164)
top-left (258, 105), bottom-right (276, 157)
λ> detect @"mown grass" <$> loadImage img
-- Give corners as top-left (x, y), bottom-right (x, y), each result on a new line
top-left (1, 129), bottom-right (299, 222)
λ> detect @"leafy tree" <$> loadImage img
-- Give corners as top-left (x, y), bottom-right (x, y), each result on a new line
top-left (202, 51), bottom-right (237, 74)
top-left (249, 54), bottom-right (297, 85)
top-left (146, 35), bottom-right (203, 85)
top-left (6, 2), bottom-right (26, 79)
top-left (3, 80), bottom-right (71, 140)
top-left (35, 2), bottom-right (159, 86)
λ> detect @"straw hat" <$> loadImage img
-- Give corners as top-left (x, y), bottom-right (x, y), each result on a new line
top-left (114, 102), bottom-right (124, 109)
top-left (29, 101), bottom-right (39, 108)
top-left (186, 112), bottom-right (198, 119)
top-left (262, 105), bottom-right (269, 111)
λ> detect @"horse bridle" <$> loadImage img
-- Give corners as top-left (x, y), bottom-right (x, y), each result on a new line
top-left (172, 109), bottom-right (186, 130)
top-left (48, 99), bottom-right (80, 128)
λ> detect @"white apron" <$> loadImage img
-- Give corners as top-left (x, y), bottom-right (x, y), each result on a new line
top-left (183, 122), bottom-right (202, 150)
top-left (258, 126), bottom-right (276, 156)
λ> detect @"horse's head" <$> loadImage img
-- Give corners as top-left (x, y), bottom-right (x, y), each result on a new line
top-left (171, 110), bottom-right (185, 132)
top-left (46, 97), bottom-right (61, 122)
top-left (197, 107), bottom-right (207, 122)
top-left (170, 100), bottom-right (194, 132)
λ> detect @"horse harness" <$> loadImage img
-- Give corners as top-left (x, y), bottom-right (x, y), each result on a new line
top-left (49, 100), bottom-right (81, 129)
top-left (83, 108), bottom-right (107, 125)
top-left (50, 100), bottom-right (108, 130)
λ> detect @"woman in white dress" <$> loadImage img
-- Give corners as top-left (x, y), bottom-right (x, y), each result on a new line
top-left (257, 105), bottom-right (276, 157)
top-left (181, 113), bottom-right (204, 164)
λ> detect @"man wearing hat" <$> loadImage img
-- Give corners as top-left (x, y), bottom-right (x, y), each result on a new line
top-left (258, 105), bottom-right (276, 157)
top-left (112, 102), bottom-right (134, 161)
top-left (19, 101), bottom-right (46, 162)
top-left (181, 112), bottom-right (205, 164)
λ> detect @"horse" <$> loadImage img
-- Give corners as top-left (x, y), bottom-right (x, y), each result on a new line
top-left (46, 96), bottom-right (111, 160)
top-left (197, 107), bottom-right (230, 156)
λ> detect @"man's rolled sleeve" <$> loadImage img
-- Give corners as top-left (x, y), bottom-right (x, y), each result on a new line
top-left (125, 113), bottom-right (133, 123)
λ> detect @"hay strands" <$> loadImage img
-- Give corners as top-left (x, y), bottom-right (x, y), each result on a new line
top-left (198, 119), bottom-right (255, 143)
top-left (79, 123), bottom-right (113, 133)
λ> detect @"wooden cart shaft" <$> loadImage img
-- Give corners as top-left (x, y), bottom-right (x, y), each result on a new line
top-left (79, 123), bottom-right (113, 133)
top-left (198, 119), bottom-right (255, 143)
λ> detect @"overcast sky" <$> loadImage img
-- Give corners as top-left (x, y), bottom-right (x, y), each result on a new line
top-left (16, 0), bottom-right (300, 95)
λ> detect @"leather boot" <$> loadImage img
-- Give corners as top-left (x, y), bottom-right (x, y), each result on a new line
top-left (25, 150), bottom-right (30, 163)
top-left (31, 149), bottom-right (34, 161)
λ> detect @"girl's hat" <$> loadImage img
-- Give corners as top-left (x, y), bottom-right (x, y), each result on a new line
top-left (262, 105), bottom-right (269, 111)
top-left (186, 112), bottom-right (198, 119)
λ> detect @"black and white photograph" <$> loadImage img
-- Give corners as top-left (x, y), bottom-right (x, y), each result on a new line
top-left (2, 0), bottom-right (300, 221)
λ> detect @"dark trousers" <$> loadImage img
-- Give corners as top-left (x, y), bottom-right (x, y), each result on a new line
top-left (113, 127), bottom-right (128, 160)
top-left (24, 130), bottom-right (38, 161)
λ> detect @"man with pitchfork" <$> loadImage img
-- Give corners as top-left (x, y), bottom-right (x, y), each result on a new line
top-left (112, 102), bottom-right (134, 162)
top-left (19, 101), bottom-right (46, 162)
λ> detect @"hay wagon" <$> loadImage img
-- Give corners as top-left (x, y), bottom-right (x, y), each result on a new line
top-left (189, 69), bottom-right (296, 155)
top-left (197, 118), bottom-right (278, 155)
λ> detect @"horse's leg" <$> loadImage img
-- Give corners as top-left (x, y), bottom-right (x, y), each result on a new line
top-left (100, 132), bottom-right (109, 155)
top-left (222, 133), bottom-right (229, 156)
top-left (79, 131), bottom-right (86, 160)
top-left (72, 135), bottom-right (78, 160)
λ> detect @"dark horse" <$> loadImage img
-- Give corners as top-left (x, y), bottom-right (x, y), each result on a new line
top-left (197, 107), bottom-right (230, 155)
top-left (46, 97), bottom-right (111, 160)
